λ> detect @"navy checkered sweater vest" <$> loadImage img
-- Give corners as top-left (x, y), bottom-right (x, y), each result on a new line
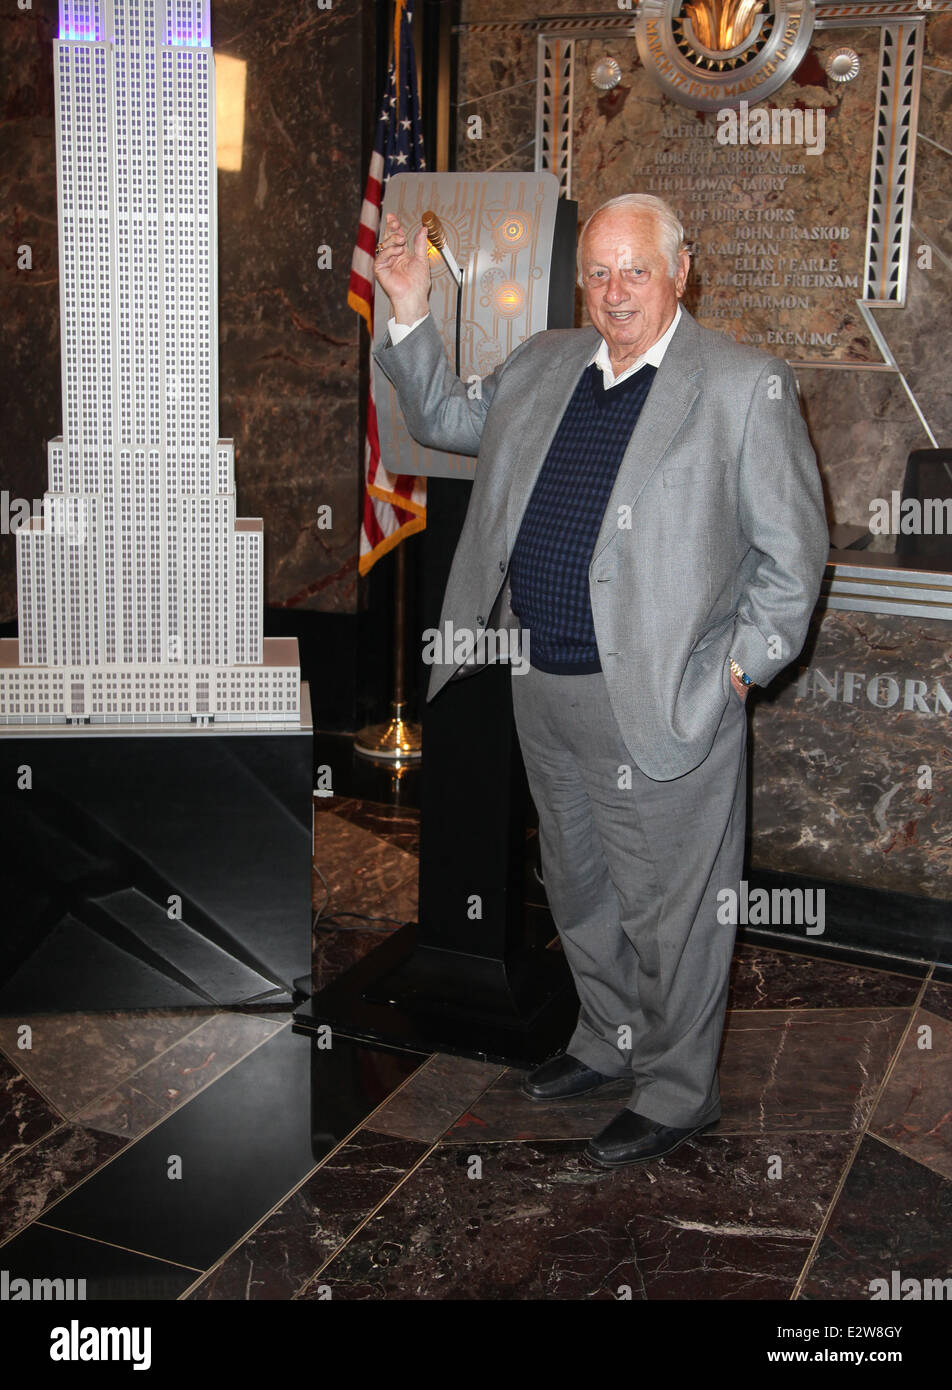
top-left (509, 361), bottom-right (657, 673)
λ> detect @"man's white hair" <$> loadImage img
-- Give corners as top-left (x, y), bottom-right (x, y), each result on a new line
top-left (576, 193), bottom-right (689, 284)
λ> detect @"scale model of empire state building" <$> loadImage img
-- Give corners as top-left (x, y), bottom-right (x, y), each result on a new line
top-left (0, 0), bottom-right (301, 729)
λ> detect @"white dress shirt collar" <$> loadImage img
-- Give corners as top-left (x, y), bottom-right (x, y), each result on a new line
top-left (590, 303), bottom-right (682, 389)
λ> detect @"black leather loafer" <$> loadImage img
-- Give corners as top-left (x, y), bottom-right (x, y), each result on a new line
top-left (584, 1108), bottom-right (717, 1166)
top-left (521, 1053), bottom-right (625, 1102)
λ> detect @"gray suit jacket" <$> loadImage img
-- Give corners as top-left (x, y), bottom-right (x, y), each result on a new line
top-left (374, 307), bottom-right (829, 780)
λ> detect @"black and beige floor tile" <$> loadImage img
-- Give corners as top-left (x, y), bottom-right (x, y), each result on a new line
top-left (186, 1129), bottom-right (429, 1300)
top-left (0, 790), bottom-right (947, 1302)
top-left (868, 1000), bottom-right (952, 1181)
top-left (717, 1007), bottom-right (910, 1132)
top-left (23, 1026), bottom-right (424, 1272)
top-left (370, 1052), bottom-right (507, 1143)
top-left (0, 1008), bottom-right (216, 1119)
top-left (311, 1131), bottom-right (855, 1301)
top-left (727, 943), bottom-right (926, 1011)
top-left (800, 1136), bottom-right (952, 1299)
top-left (0, 1222), bottom-right (199, 1300)
top-left (920, 978), bottom-right (952, 1023)
top-left (0, 1053), bottom-right (64, 1166)
top-left (73, 1009), bottom-right (287, 1141)
top-left (450, 1005), bottom-right (909, 1144)
top-left (0, 1121), bottom-right (127, 1245)
top-left (444, 1067), bottom-right (630, 1144)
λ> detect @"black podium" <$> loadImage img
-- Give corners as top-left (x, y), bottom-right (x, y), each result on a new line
top-left (294, 480), bottom-right (577, 1067)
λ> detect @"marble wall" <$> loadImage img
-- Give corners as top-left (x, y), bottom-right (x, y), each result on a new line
top-left (0, 0), bottom-right (371, 620)
top-left (749, 607), bottom-right (952, 899)
top-left (455, 3), bottom-right (952, 545)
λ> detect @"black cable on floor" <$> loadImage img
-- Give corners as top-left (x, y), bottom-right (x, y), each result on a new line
top-left (311, 863), bottom-right (412, 933)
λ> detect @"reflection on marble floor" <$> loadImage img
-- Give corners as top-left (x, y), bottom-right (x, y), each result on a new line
top-left (0, 795), bottom-right (949, 1300)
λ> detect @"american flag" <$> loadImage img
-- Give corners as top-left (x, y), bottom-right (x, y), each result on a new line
top-left (348, 0), bottom-right (427, 577)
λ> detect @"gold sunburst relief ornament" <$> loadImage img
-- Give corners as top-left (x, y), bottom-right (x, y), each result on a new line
top-left (673, 0), bottom-right (772, 73)
top-left (682, 0), bottom-right (765, 52)
top-left (636, 0), bottom-right (815, 112)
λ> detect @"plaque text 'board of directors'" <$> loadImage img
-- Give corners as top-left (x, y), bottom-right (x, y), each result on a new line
top-left (559, 16), bottom-right (920, 368)
top-left (579, 28), bottom-right (879, 364)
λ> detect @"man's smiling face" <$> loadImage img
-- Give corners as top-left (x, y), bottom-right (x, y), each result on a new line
top-left (580, 207), bottom-right (689, 373)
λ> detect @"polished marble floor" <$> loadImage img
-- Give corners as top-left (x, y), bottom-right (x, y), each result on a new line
top-left (1, 761), bottom-right (950, 1300)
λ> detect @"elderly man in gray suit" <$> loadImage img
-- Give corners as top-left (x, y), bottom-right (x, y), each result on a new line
top-left (373, 192), bottom-right (828, 1167)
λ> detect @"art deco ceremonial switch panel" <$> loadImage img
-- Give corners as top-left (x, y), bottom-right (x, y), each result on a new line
top-left (372, 171), bottom-right (570, 482)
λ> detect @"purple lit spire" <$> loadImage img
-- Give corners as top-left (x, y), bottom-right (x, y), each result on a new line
top-left (58, 0), bottom-right (104, 42)
top-left (57, 1), bottom-right (212, 48)
top-left (164, 0), bottom-right (211, 47)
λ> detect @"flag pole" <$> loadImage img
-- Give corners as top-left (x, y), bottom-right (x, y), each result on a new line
top-left (354, 0), bottom-right (423, 763)
top-left (354, 535), bottom-right (422, 761)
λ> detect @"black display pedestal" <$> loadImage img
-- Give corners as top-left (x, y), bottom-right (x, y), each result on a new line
top-left (0, 708), bottom-right (313, 1012)
top-left (295, 481), bottom-right (577, 1068)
